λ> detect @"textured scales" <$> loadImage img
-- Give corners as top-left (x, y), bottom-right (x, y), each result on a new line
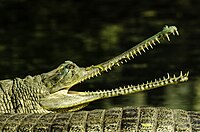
top-left (0, 107), bottom-right (199, 131)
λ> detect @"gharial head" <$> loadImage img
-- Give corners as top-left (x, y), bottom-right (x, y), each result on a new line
top-left (40, 26), bottom-right (189, 112)
top-left (43, 61), bottom-right (87, 93)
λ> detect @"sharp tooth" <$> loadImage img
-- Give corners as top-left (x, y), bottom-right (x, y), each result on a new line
top-left (142, 47), bottom-right (146, 52)
top-left (91, 73), bottom-right (94, 78)
top-left (149, 44), bottom-right (153, 49)
top-left (105, 69), bottom-right (108, 72)
top-left (127, 55), bottom-right (131, 60)
top-left (166, 34), bottom-right (170, 41)
top-left (137, 49), bottom-right (141, 55)
top-left (133, 86), bottom-right (137, 91)
top-left (108, 65), bottom-right (112, 69)
top-left (163, 76), bottom-right (166, 80)
top-left (186, 71), bottom-right (189, 76)
top-left (134, 50), bottom-right (138, 56)
top-left (116, 63), bottom-right (120, 66)
top-left (180, 71), bottom-right (183, 76)
top-left (149, 83), bottom-right (152, 88)
top-left (145, 44), bottom-right (149, 50)
top-left (175, 30), bottom-right (179, 35)
top-left (130, 52), bottom-right (134, 58)
top-left (167, 73), bottom-right (170, 79)
top-left (124, 59), bottom-right (127, 63)
top-left (152, 40), bottom-right (156, 45)
top-left (125, 89), bottom-right (129, 94)
top-left (172, 31), bottom-right (175, 35)
top-left (173, 74), bottom-right (176, 78)
top-left (155, 38), bottom-right (160, 43)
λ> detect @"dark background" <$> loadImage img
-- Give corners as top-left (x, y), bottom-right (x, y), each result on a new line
top-left (0, 0), bottom-right (200, 111)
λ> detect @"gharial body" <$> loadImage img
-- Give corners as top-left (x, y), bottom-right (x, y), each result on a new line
top-left (0, 26), bottom-right (199, 132)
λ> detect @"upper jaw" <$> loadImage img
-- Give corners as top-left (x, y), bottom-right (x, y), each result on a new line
top-left (45, 26), bottom-right (180, 94)
top-left (68, 26), bottom-right (180, 85)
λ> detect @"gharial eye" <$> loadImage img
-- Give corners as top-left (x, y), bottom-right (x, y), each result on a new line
top-left (65, 64), bottom-right (75, 69)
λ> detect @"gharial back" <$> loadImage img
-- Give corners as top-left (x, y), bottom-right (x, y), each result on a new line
top-left (0, 106), bottom-right (199, 132)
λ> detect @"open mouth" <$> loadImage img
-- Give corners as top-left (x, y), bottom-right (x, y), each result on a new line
top-left (41, 26), bottom-right (189, 112)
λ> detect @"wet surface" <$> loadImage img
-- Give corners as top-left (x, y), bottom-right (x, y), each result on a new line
top-left (0, 0), bottom-right (200, 111)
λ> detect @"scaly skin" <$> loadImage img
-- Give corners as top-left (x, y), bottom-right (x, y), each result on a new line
top-left (0, 107), bottom-right (199, 131)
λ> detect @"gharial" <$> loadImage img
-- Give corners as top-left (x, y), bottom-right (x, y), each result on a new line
top-left (0, 26), bottom-right (199, 132)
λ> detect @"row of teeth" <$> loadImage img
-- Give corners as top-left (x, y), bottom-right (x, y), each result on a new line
top-left (78, 69), bottom-right (102, 83)
top-left (86, 71), bottom-right (189, 96)
top-left (104, 26), bottom-right (179, 71)
top-left (96, 26), bottom-right (179, 73)
top-left (79, 26), bottom-right (179, 83)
